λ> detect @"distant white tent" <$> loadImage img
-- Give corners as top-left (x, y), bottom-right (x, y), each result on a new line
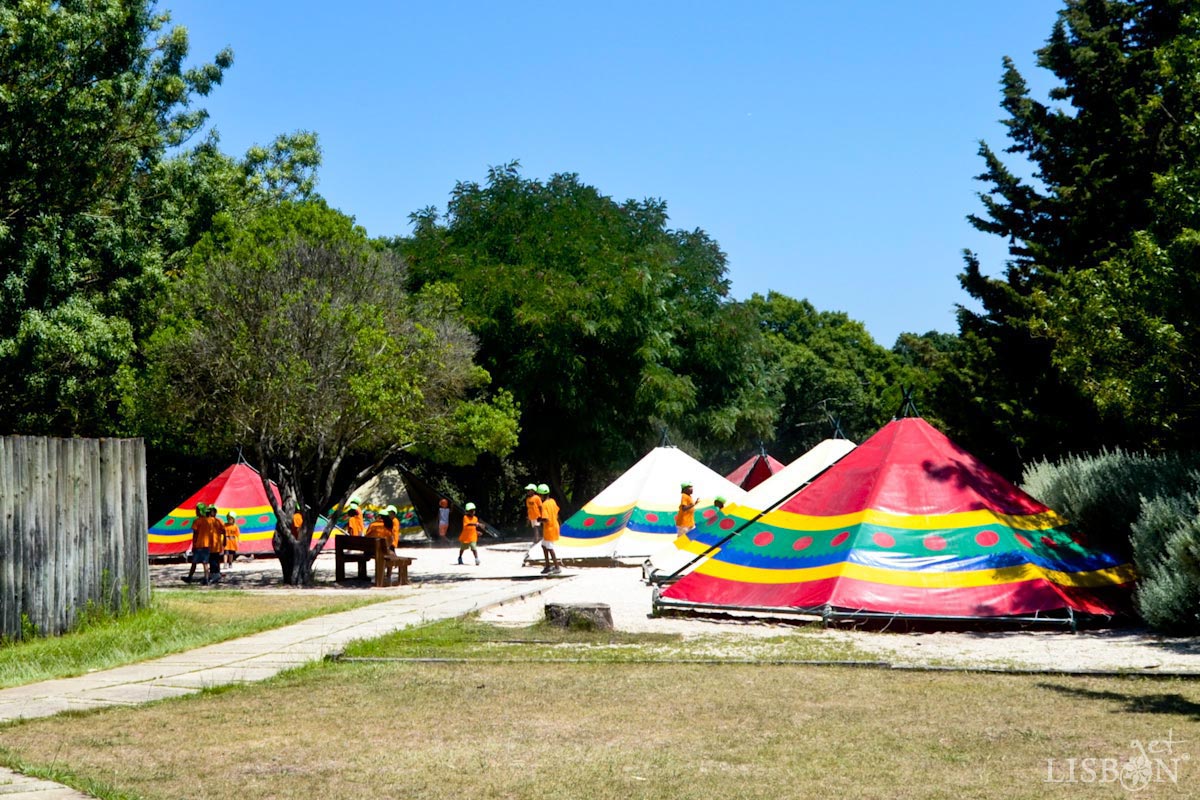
top-left (528, 446), bottom-right (747, 562)
top-left (644, 438), bottom-right (857, 582)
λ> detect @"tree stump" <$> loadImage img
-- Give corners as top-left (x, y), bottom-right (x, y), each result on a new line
top-left (545, 602), bottom-right (614, 631)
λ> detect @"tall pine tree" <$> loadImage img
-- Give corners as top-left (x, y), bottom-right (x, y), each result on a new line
top-left (954, 0), bottom-right (1198, 471)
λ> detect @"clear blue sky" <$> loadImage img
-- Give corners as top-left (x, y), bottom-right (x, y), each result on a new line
top-left (168, 0), bottom-right (1062, 346)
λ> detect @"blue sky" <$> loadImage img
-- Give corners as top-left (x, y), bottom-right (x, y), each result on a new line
top-left (167, 0), bottom-right (1063, 346)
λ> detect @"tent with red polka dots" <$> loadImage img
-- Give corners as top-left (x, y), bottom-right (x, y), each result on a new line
top-left (658, 417), bottom-right (1135, 622)
top-left (527, 446), bottom-right (749, 562)
top-left (148, 462), bottom-right (339, 557)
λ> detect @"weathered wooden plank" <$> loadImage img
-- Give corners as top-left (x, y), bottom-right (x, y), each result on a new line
top-left (0, 436), bottom-right (148, 637)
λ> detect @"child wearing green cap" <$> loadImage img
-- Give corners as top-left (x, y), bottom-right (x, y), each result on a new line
top-left (676, 481), bottom-right (697, 536)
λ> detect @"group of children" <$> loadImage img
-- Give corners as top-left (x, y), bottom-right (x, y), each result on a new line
top-left (182, 486), bottom-right (565, 583)
top-left (184, 503), bottom-right (240, 585)
top-left (524, 483), bottom-right (562, 573)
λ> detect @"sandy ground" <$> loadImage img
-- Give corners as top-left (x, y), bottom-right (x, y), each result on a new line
top-left (152, 539), bottom-right (1200, 675)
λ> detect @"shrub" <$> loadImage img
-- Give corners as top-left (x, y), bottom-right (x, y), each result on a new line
top-left (1131, 492), bottom-right (1200, 634)
top-left (1021, 448), bottom-right (1200, 558)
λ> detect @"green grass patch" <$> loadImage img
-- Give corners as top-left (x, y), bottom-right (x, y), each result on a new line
top-left (342, 616), bottom-right (875, 663)
top-left (0, 590), bottom-right (387, 688)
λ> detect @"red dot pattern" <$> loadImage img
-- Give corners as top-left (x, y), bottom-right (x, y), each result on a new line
top-left (872, 532), bottom-right (895, 548)
top-left (924, 535), bottom-right (947, 551)
top-left (793, 536), bottom-right (813, 551)
top-left (753, 531), bottom-right (774, 547)
top-left (719, 518), bottom-right (736, 530)
top-left (645, 513), bottom-right (659, 523)
top-left (583, 518), bottom-right (595, 528)
top-left (831, 531), bottom-right (850, 547)
top-left (975, 530), bottom-right (999, 547)
top-left (1014, 533), bottom-right (1033, 548)
top-left (605, 518), bottom-right (616, 526)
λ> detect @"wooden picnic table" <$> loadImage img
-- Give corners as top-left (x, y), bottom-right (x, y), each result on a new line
top-left (334, 535), bottom-right (414, 587)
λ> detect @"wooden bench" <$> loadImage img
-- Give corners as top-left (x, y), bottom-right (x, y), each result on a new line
top-left (335, 536), bottom-right (416, 587)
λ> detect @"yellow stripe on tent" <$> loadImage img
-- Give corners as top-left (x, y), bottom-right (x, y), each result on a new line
top-left (725, 503), bottom-right (1070, 533)
top-left (698, 558), bottom-right (1137, 590)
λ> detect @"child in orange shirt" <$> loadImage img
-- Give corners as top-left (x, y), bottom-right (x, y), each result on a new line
top-left (458, 503), bottom-right (481, 566)
top-left (346, 500), bottom-right (365, 537)
top-left (183, 503), bottom-right (212, 585)
top-left (524, 484), bottom-right (543, 542)
top-left (537, 484), bottom-right (562, 574)
top-left (223, 512), bottom-right (240, 567)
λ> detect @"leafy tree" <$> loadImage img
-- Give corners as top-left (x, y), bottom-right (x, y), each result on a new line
top-left (954, 0), bottom-right (1199, 470)
top-left (0, 0), bottom-right (232, 435)
top-left (745, 292), bottom-right (902, 458)
top-left (144, 202), bottom-right (518, 584)
top-left (398, 163), bottom-right (777, 507)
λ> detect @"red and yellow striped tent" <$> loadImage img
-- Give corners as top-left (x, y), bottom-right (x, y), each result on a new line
top-left (658, 418), bottom-right (1134, 623)
top-left (148, 463), bottom-right (338, 557)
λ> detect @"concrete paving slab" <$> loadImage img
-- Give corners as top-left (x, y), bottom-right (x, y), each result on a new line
top-left (148, 665), bottom-right (285, 689)
top-left (70, 683), bottom-right (196, 705)
top-left (0, 766), bottom-right (94, 797)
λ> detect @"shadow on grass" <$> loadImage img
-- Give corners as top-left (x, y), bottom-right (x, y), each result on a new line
top-left (1039, 682), bottom-right (1200, 721)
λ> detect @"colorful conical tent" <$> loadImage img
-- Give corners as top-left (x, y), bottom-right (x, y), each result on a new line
top-left (646, 439), bottom-right (856, 579)
top-left (645, 438), bottom-right (857, 582)
top-left (725, 451), bottom-right (785, 491)
top-left (658, 418), bottom-right (1135, 622)
top-left (148, 463), bottom-right (339, 557)
top-left (347, 469), bottom-right (424, 538)
top-left (530, 446), bottom-right (748, 561)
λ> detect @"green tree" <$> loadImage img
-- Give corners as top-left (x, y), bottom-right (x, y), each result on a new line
top-left (144, 202), bottom-right (518, 584)
top-left (0, 0), bottom-right (232, 435)
top-left (745, 292), bottom-right (902, 457)
top-left (399, 163), bottom-right (777, 506)
top-left (955, 0), bottom-right (1199, 469)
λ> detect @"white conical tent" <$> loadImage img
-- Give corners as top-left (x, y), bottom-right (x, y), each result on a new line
top-left (645, 438), bottom-right (857, 580)
top-left (529, 446), bottom-right (748, 561)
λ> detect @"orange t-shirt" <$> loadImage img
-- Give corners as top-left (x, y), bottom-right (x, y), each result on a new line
top-left (675, 492), bottom-right (695, 529)
top-left (192, 516), bottom-right (221, 550)
top-left (223, 522), bottom-right (240, 552)
top-left (347, 511), bottom-right (364, 537)
top-left (460, 514), bottom-right (480, 544)
top-left (387, 517), bottom-right (400, 548)
top-left (365, 520), bottom-right (387, 539)
top-left (526, 494), bottom-right (543, 523)
top-left (541, 498), bottom-right (560, 542)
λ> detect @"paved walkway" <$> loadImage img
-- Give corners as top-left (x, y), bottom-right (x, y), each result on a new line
top-left (0, 543), bottom-right (559, 798)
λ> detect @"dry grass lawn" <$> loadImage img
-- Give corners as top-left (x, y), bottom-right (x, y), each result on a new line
top-left (1, 636), bottom-right (1197, 799)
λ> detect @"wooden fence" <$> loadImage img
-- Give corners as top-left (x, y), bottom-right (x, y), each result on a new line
top-left (0, 436), bottom-right (149, 639)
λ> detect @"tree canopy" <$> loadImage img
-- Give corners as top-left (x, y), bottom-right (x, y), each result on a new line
top-left (399, 163), bottom-right (779, 502)
top-left (953, 0), bottom-right (1200, 469)
top-left (145, 201), bottom-right (518, 583)
top-left (0, 0), bottom-right (231, 435)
